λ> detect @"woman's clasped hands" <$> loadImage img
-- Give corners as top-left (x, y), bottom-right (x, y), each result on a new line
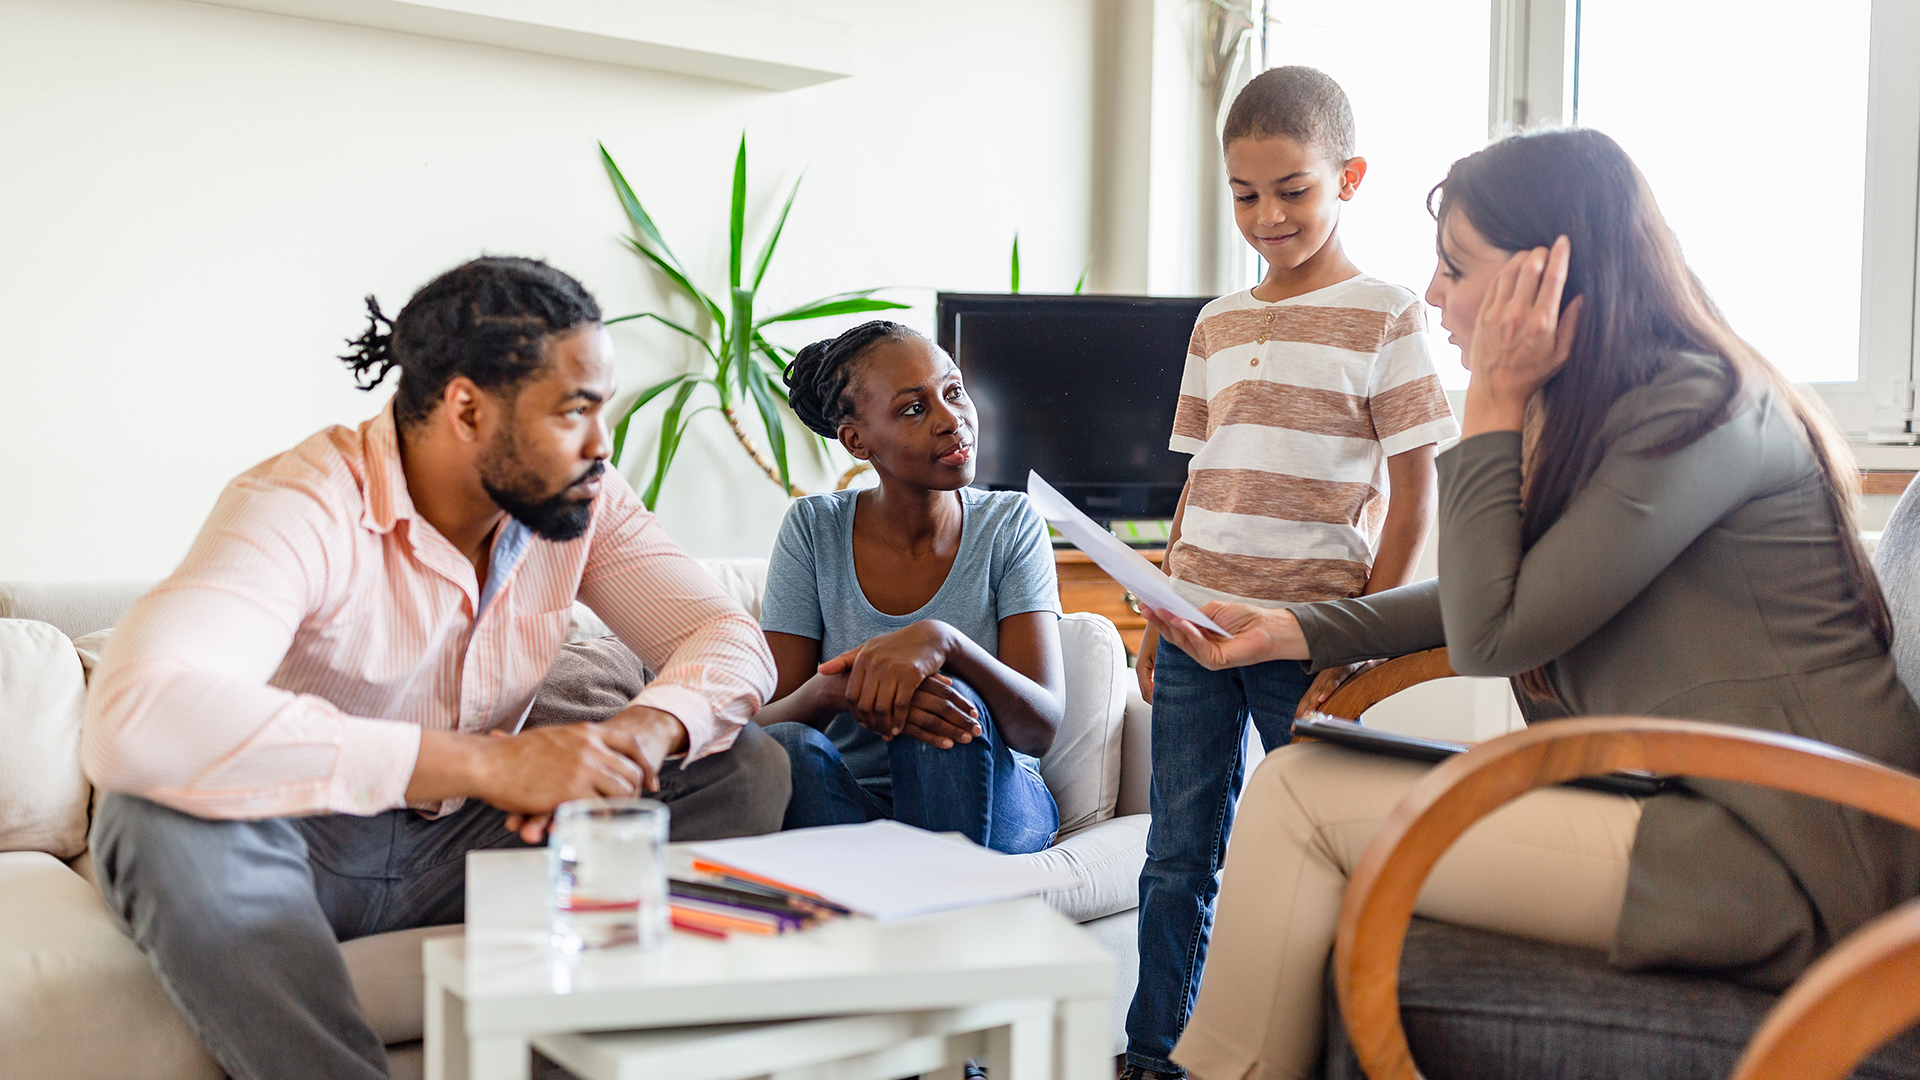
top-left (813, 621), bottom-right (984, 749)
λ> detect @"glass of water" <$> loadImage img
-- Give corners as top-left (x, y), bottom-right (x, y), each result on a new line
top-left (547, 797), bottom-right (669, 951)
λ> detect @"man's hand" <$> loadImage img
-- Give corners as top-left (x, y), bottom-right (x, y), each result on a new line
top-left (410, 723), bottom-right (645, 811)
top-left (504, 706), bottom-right (690, 843)
top-left (817, 621), bottom-right (957, 737)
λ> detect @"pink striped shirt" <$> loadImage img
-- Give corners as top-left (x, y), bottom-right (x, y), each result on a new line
top-left (81, 403), bottom-right (775, 820)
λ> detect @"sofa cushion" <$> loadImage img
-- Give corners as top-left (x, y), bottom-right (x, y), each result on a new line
top-left (0, 579), bottom-right (153, 640)
top-left (0, 619), bottom-right (92, 858)
top-left (1039, 612), bottom-right (1129, 835)
top-left (71, 627), bottom-right (112, 683)
top-left (0, 850), bottom-right (220, 1080)
top-left (340, 924), bottom-right (465, 1045)
top-left (1319, 918), bottom-right (1920, 1080)
top-left (524, 635), bottom-right (648, 728)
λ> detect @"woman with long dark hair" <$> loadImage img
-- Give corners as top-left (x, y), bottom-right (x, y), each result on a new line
top-left (1146, 127), bottom-right (1920, 1080)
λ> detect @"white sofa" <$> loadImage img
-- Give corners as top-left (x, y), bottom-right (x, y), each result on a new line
top-left (0, 559), bottom-right (1156, 1079)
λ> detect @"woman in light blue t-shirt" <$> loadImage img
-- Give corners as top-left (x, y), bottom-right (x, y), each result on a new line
top-left (754, 321), bottom-right (1063, 854)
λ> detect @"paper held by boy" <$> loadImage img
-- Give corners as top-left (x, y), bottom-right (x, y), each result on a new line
top-left (687, 820), bottom-right (1080, 921)
top-left (1025, 470), bottom-right (1228, 636)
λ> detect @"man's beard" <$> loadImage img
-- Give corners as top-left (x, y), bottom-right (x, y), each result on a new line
top-left (478, 428), bottom-right (604, 542)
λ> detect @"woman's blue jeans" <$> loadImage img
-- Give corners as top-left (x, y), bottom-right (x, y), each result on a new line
top-left (1127, 637), bottom-right (1313, 1074)
top-left (764, 678), bottom-right (1059, 855)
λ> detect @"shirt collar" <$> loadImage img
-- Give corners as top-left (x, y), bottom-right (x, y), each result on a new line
top-left (359, 399), bottom-right (419, 536)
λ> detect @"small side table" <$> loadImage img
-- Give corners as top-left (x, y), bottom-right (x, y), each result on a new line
top-left (423, 849), bottom-right (1112, 1080)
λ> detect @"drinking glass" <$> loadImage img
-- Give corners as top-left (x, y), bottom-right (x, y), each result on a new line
top-left (546, 797), bottom-right (668, 951)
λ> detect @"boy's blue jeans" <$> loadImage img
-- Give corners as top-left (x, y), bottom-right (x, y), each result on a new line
top-left (1127, 637), bottom-right (1313, 1074)
top-left (764, 678), bottom-right (1059, 855)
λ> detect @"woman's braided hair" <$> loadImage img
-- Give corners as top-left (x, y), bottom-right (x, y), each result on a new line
top-left (782, 320), bottom-right (924, 438)
top-left (340, 256), bottom-right (602, 430)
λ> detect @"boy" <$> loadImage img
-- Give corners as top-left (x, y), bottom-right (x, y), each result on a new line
top-left (1124, 66), bottom-right (1458, 1079)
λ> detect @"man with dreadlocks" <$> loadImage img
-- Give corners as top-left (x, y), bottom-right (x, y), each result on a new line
top-left (80, 256), bottom-right (787, 1080)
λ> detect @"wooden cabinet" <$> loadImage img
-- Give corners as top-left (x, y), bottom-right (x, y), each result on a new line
top-left (1055, 548), bottom-right (1164, 657)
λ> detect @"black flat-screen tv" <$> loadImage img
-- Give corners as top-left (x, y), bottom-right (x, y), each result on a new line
top-left (935, 293), bottom-right (1210, 522)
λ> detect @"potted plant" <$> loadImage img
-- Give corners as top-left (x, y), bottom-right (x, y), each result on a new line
top-left (599, 135), bottom-right (909, 508)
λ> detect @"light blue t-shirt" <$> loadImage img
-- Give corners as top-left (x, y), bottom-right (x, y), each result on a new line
top-left (760, 486), bottom-right (1062, 784)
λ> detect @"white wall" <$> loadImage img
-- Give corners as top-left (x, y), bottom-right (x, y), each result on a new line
top-left (0, 0), bottom-right (1096, 580)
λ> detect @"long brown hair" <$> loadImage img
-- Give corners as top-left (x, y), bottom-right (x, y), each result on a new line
top-left (1431, 128), bottom-right (1890, 699)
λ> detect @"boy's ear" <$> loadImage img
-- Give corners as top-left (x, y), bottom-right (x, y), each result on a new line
top-left (838, 424), bottom-right (869, 461)
top-left (1339, 156), bottom-right (1368, 201)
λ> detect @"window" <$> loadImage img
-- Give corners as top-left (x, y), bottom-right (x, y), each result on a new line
top-left (1505, 0), bottom-right (1920, 435)
top-left (1262, 0), bottom-right (1493, 388)
top-left (1575, 0), bottom-right (1873, 385)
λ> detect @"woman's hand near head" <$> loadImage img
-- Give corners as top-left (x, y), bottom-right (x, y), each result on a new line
top-left (1462, 234), bottom-right (1585, 438)
top-left (1143, 601), bottom-right (1310, 670)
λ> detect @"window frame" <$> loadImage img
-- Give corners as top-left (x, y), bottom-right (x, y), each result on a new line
top-left (1491, 0), bottom-right (1920, 438)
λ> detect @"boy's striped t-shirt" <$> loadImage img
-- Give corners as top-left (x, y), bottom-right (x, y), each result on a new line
top-left (1168, 276), bottom-right (1459, 607)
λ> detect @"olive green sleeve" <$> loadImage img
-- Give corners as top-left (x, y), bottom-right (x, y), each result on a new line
top-left (1435, 412), bottom-right (1766, 677)
top-left (1289, 578), bottom-right (1446, 672)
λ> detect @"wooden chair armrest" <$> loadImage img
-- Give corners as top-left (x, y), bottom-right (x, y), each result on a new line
top-left (1333, 716), bottom-right (1920, 1080)
top-left (1732, 895), bottom-right (1920, 1080)
top-left (1317, 648), bottom-right (1455, 720)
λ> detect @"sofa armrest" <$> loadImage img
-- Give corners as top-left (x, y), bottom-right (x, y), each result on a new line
top-left (1010, 813), bottom-right (1149, 924)
top-left (1117, 685), bottom-right (1152, 819)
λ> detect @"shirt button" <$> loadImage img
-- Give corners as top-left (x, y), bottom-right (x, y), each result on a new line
top-left (1250, 357), bottom-right (1260, 366)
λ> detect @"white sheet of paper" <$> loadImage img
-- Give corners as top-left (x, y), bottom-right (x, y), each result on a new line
top-left (689, 820), bottom-right (1081, 921)
top-left (1025, 470), bottom-right (1228, 635)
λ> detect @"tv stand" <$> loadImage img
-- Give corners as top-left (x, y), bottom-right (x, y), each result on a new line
top-left (1055, 548), bottom-right (1164, 658)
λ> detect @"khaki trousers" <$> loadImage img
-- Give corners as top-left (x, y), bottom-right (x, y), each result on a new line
top-left (1171, 742), bottom-right (1644, 1080)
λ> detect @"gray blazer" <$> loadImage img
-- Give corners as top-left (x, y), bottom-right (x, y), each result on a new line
top-left (1292, 352), bottom-right (1920, 988)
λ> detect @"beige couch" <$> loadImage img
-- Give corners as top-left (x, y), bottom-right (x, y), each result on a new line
top-left (0, 560), bottom-right (1157, 1079)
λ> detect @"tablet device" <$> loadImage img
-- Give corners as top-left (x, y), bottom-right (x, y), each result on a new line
top-left (1291, 715), bottom-right (1669, 798)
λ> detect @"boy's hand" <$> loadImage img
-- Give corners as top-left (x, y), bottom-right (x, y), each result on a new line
top-left (819, 621), bottom-right (958, 736)
top-left (1135, 629), bottom-right (1159, 703)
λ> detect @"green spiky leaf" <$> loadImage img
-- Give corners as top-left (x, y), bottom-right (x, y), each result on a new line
top-left (729, 287), bottom-right (756, 403)
top-left (751, 172), bottom-right (804, 293)
top-left (728, 134), bottom-right (747, 291)
top-left (1074, 264), bottom-right (1089, 295)
top-left (1010, 233), bottom-right (1020, 293)
top-left (756, 289), bottom-right (910, 327)
top-left (600, 144), bottom-right (681, 269)
top-left (620, 237), bottom-right (725, 331)
top-left (641, 379), bottom-right (702, 509)
top-left (743, 359), bottom-right (791, 492)
top-left (612, 373), bottom-right (687, 465)
top-left (603, 311), bottom-right (718, 361)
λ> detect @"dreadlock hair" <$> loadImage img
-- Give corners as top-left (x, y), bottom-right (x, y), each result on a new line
top-left (783, 320), bottom-right (925, 438)
top-left (1221, 65), bottom-right (1356, 162)
top-left (339, 256), bottom-right (602, 431)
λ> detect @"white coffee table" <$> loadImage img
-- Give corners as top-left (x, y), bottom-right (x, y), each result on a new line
top-left (424, 849), bottom-right (1113, 1080)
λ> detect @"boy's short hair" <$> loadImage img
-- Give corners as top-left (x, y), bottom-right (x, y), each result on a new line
top-left (1222, 65), bottom-right (1355, 163)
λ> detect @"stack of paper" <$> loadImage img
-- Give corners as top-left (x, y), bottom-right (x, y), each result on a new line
top-left (688, 820), bottom-right (1081, 922)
